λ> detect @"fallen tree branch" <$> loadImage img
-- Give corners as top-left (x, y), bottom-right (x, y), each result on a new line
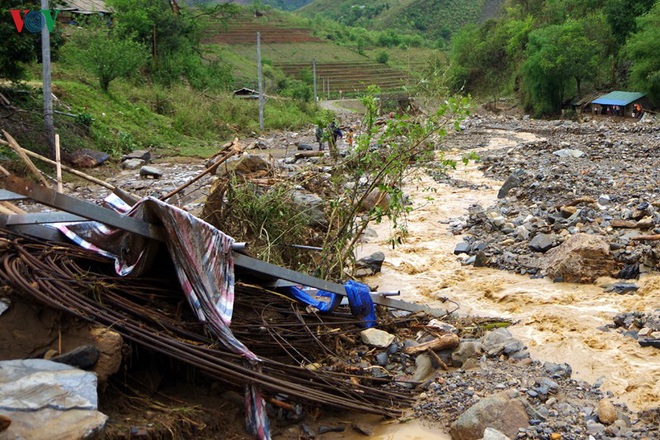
top-left (630, 234), bottom-right (660, 241)
top-left (160, 138), bottom-right (242, 202)
top-left (403, 333), bottom-right (460, 355)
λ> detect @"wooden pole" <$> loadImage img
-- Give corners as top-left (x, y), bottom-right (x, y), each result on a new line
top-left (257, 32), bottom-right (264, 131)
top-left (55, 133), bottom-right (63, 193)
top-left (2, 130), bottom-right (50, 187)
top-left (1, 132), bottom-right (137, 197)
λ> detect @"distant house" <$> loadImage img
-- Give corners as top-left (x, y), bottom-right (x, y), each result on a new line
top-left (59, 0), bottom-right (112, 25)
top-left (589, 91), bottom-right (647, 118)
top-left (232, 88), bottom-right (260, 99)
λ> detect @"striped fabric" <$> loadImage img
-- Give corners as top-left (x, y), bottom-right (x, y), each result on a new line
top-left (54, 196), bottom-right (271, 439)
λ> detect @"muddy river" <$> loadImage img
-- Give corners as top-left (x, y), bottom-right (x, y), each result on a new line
top-left (324, 128), bottom-right (660, 439)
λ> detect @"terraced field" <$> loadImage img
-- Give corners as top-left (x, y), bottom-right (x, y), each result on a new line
top-left (203, 16), bottom-right (423, 94)
top-left (278, 61), bottom-right (411, 95)
top-left (203, 19), bottom-right (323, 44)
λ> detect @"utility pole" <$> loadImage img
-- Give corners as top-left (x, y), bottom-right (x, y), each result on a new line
top-left (42, 0), bottom-right (55, 158)
top-left (257, 32), bottom-right (264, 131)
top-left (312, 58), bottom-right (317, 104)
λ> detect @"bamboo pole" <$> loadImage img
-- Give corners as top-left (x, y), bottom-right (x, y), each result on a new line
top-left (2, 130), bottom-right (50, 187)
top-left (55, 134), bottom-right (63, 193)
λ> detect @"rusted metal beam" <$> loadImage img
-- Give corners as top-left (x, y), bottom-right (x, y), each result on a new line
top-left (1, 175), bottom-right (164, 241)
top-left (0, 175), bottom-right (445, 315)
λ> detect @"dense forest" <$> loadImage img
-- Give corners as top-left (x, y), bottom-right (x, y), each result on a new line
top-left (445, 0), bottom-right (659, 115)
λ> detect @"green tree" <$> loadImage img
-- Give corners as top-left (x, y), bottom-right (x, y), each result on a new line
top-left (623, 2), bottom-right (660, 105)
top-left (605, 0), bottom-right (656, 45)
top-left (0, 2), bottom-right (62, 81)
top-left (522, 19), bottom-right (605, 115)
top-left (107, 0), bottom-right (238, 86)
top-left (64, 24), bottom-right (148, 91)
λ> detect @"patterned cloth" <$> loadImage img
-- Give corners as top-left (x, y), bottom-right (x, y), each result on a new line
top-left (55, 196), bottom-right (270, 439)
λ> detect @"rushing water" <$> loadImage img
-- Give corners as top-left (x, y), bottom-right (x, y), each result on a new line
top-left (275, 127), bottom-right (659, 439)
top-left (358, 129), bottom-right (660, 415)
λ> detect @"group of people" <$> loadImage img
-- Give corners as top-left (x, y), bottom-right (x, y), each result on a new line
top-left (315, 121), bottom-right (354, 159)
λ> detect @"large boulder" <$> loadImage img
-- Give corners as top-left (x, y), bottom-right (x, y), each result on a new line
top-left (449, 390), bottom-right (529, 440)
top-left (540, 233), bottom-right (616, 283)
top-left (216, 153), bottom-right (272, 176)
top-left (0, 359), bottom-right (107, 439)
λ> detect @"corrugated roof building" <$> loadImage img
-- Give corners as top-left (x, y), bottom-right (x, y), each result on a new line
top-left (589, 91), bottom-right (647, 118)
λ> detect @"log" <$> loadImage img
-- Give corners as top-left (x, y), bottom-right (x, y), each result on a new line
top-left (403, 333), bottom-right (460, 355)
top-left (630, 234), bottom-right (660, 241)
top-left (1, 201), bottom-right (26, 214)
top-left (2, 130), bottom-right (50, 187)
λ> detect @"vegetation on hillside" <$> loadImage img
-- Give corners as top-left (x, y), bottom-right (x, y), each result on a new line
top-left (296, 0), bottom-right (500, 45)
top-left (446, 0), bottom-right (660, 115)
top-left (0, 1), bottom-right (327, 158)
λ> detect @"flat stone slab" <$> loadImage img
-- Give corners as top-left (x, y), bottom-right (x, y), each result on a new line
top-left (0, 359), bottom-right (107, 439)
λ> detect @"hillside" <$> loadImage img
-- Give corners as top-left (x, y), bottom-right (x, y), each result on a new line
top-left (201, 12), bottom-right (434, 95)
top-left (184, 0), bottom-right (314, 11)
top-left (297, 0), bottom-right (506, 41)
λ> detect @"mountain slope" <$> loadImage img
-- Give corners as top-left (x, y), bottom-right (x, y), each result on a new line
top-left (297, 0), bottom-right (506, 41)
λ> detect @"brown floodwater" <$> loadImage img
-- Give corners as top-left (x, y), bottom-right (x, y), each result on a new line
top-left (356, 129), bottom-right (659, 419)
top-left (276, 127), bottom-right (659, 439)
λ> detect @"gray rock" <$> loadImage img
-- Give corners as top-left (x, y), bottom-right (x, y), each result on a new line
top-left (360, 328), bottom-right (395, 348)
top-left (452, 341), bottom-right (483, 368)
top-left (355, 251), bottom-right (386, 277)
top-left (411, 354), bottom-right (434, 382)
top-left (482, 427), bottom-right (512, 440)
top-left (0, 359), bottom-right (107, 439)
top-left (121, 158), bottom-right (145, 169)
top-left (454, 241), bottom-right (471, 255)
top-left (50, 345), bottom-right (100, 370)
top-left (449, 390), bottom-right (529, 440)
top-left (291, 190), bottom-right (326, 227)
top-left (0, 298), bottom-right (9, 316)
top-left (498, 173), bottom-right (521, 199)
top-left (529, 233), bottom-right (557, 252)
top-left (122, 149), bottom-right (151, 162)
top-left (140, 166), bottom-right (162, 178)
top-left (553, 148), bottom-right (585, 158)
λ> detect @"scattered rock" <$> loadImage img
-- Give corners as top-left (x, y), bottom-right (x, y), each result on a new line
top-left (360, 328), bottom-right (395, 348)
top-left (121, 158), bottom-right (145, 169)
top-left (597, 398), bottom-right (618, 425)
top-left (541, 234), bottom-right (615, 283)
top-left (528, 233), bottom-right (557, 253)
top-left (122, 150), bottom-right (151, 163)
top-left (50, 345), bottom-right (100, 370)
top-left (449, 390), bottom-right (529, 440)
top-left (67, 148), bottom-right (110, 168)
top-left (355, 251), bottom-right (386, 277)
top-left (140, 166), bottom-right (163, 179)
top-left (0, 359), bottom-right (107, 439)
top-left (0, 414), bottom-right (11, 432)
